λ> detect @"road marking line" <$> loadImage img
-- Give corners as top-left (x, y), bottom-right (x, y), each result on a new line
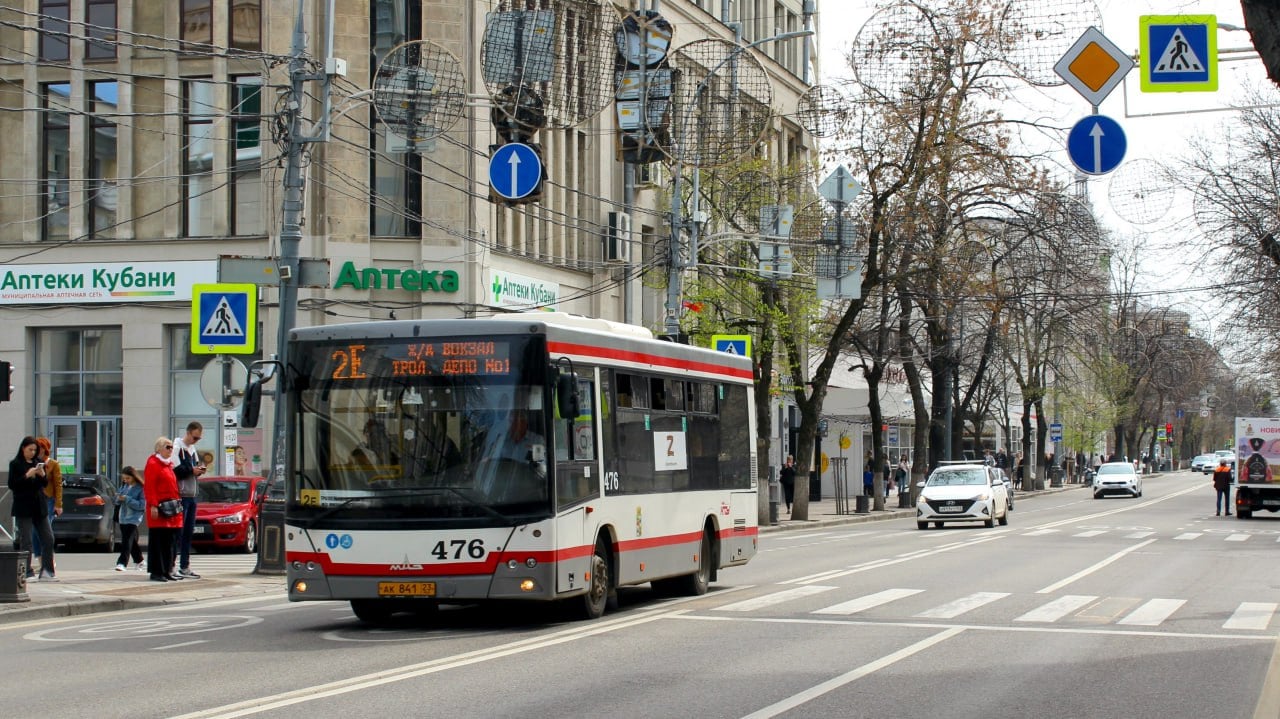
top-left (1226, 533), bottom-right (1250, 542)
top-left (1074, 530), bottom-right (1106, 537)
top-left (171, 606), bottom-right (685, 719)
top-left (914, 592), bottom-right (1011, 619)
top-left (1174, 533), bottom-right (1202, 540)
top-left (151, 640), bottom-right (210, 651)
top-left (812, 588), bottom-right (924, 615)
top-left (1015, 595), bottom-right (1098, 623)
top-left (1125, 531), bottom-right (1155, 539)
top-left (1023, 483), bottom-right (1203, 532)
top-left (714, 586), bottom-right (837, 612)
top-left (247, 602), bottom-right (306, 611)
top-left (738, 628), bottom-right (964, 719)
top-left (1118, 598), bottom-right (1185, 626)
top-left (1226, 602), bottom-right (1278, 631)
top-left (1023, 529), bottom-right (1059, 536)
top-left (1036, 538), bottom-right (1158, 594)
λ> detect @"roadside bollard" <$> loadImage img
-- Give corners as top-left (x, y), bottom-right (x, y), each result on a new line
top-left (855, 493), bottom-right (870, 513)
top-left (898, 492), bottom-right (912, 509)
top-left (0, 551), bottom-right (31, 603)
top-left (768, 476), bottom-right (781, 525)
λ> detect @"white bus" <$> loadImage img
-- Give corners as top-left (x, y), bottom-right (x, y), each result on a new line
top-left (268, 314), bottom-right (758, 623)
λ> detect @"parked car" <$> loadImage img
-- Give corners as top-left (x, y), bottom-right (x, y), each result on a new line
top-left (1191, 454), bottom-right (1218, 473)
top-left (55, 473), bottom-right (118, 552)
top-left (1093, 462), bottom-right (1143, 498)
top-left (916, 463), bottom-right (1010, 529)
top-left (193, 475), bottom-right (268, 553)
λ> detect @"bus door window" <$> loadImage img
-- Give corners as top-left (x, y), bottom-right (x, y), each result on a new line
top-left (555, 368), bottom-right (599, 510)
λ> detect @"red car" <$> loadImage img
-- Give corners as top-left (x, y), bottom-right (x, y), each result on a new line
top-left (193, 476), bottom-right (268, 553)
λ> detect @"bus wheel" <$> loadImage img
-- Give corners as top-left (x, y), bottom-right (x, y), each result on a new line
top-left (673, 530), bottom-right (712, 596)
top-left (580, 540), bottom-right (612, 620)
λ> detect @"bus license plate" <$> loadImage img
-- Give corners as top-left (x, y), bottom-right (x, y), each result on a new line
top-left (378, 582), bottom-right (436, 597)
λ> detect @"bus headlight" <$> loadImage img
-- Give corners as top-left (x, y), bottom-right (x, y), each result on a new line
top-left (507, 559), bottom-right (518, 570)
top-left (519, 579), bottom-right (536, 592)
top-left (293, 580), bottom-right (309, 594)
top-left (525, 558), bottom-right (537, 568)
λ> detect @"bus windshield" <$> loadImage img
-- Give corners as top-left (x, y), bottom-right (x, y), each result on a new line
top-left (288, 333), bottom-right (553, 525)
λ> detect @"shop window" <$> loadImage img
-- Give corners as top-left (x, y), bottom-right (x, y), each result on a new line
top-left (35, 328), bottom-right (123, 417)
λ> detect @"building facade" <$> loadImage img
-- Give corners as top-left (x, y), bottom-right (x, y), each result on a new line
top-left (0, 0), bottom-right (816, 481)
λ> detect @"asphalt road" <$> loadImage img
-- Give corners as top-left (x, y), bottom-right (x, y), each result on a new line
top-left (5, 470), bottom-right (1278, 719)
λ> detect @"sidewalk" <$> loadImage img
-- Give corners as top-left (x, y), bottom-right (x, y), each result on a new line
top-left (0, 562), bottom-right (286, 625)
top-left (0, 479), bottom-right (1096, 625)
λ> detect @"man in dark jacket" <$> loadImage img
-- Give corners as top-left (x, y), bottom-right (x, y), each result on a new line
top-left (1213, 460), bottom-right (1234, 516)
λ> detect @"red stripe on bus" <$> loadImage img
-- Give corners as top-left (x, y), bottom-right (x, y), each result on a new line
top-left (286, 525), bottom-right (756, 576)
top-left (547, 341), bottom-right (754, 380)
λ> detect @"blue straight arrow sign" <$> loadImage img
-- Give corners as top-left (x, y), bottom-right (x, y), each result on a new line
top-left (489, 143), bottom-right (543, 200)
top-left (1066, 115), bottom-right (1126, 176)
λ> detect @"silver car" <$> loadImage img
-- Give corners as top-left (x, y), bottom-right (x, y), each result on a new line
top-left (1092, 462), bottom-right (1142, 498)
top-left (916, 464), bottom-right (1010, 529)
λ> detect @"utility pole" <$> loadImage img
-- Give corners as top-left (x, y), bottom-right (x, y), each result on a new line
top-left (259, 0), bottom-right (338, 574)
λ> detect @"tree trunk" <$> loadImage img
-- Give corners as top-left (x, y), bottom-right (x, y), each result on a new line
top-left (1242, 1), bottom-right (1280, 86)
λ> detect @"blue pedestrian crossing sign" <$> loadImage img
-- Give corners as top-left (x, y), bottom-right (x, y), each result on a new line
top-left (711, 334), bottom-right (751, 357)
top-left (489, 143), bottom-right (544, 200)
top-left (1139, 15), bottom-right (1217, 93)
top-left (191, 283), bottom-right (256, 355)
top-left (1066, 115), bottom-right (1126, 176)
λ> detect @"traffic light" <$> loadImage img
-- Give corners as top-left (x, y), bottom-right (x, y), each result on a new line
top-left (1166, 422), bottom-right (1174, 442)
top-left (0, 360), bottom-right (11, 402)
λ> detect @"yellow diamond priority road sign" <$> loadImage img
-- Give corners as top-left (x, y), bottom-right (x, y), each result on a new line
top-left (1053, 27), bottom-right (1134, 107)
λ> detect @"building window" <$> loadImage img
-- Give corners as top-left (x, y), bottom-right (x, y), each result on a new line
top-left (169, 325), bottom-right (262, 439)
top-left (183, 79), bottom-right (217, 237)
top-left (88, 81), bottom-right (118, 239)
top-left (86, 0), bottom-right (118, 60)
top-left (230, 0), bottom-right (262, 51)
top-left (230, 76), bottom-right (265, 235)
top-left (370, 0), bottom-right (422, 238)
top-left (42, 83), bottom-right (71, 242)
top-left (35, 328), bottom-right (124, 418)
top-left (39, 0), bottom-right (70, 61)
top-left (182, 0), bottom-right (212, 48)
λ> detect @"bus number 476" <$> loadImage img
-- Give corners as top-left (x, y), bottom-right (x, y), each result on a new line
top-left (432, 539), bottom-right (486, 560)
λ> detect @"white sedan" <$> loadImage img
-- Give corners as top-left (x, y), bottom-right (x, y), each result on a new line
top-left (1093, 462), bottom-right (1143, 498)
top-left (1191, 454), bottom-right (1217, 473)
top-left (916, 464), bottom-right (1010, 529)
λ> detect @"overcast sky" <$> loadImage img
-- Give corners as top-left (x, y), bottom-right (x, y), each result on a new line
top-left (812, 0), bottom-right (1270, 339)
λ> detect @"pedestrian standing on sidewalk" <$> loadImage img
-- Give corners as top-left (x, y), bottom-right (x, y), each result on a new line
top-left (145, 437), bottom-right (184, 582)
top-left (779, 455), bottom-right (796, 513)
top-left (114, 465), bottom-right (146, 571)
top-left (8, 436), bottom-right (56, 581)
top-left (1213, 460), bottom-right (1234, 516)
top-left (29, 437), bottom-right (62, 563)
top-left (170, 421), bottom-right (207, 579)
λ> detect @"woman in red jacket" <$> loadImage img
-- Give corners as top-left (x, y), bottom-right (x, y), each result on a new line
top-left (144, 436), bottom-right (184, 582)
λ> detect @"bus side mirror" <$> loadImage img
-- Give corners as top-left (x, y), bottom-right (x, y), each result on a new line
top-left (241, 377), bottom-right (263, 428)
top-left (556, 374), bottom-right (580, 421)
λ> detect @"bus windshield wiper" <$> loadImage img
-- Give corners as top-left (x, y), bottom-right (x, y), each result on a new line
top-left (293, 490), bottom-right (426, 528)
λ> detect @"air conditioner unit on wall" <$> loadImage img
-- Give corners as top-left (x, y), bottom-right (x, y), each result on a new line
top-left (603, 211), bottom-right (632, 263)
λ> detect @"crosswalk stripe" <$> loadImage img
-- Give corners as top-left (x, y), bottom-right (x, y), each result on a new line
top-left (1023, 529), bottom-right (1059, 536)
top-left (1073, 530), bottom-right (1106, 538)
top-left (1015, 595), bottom-right (1098, 623)
top-left (1173, 533), bottom-right (1202, 540)
top-left (914, 592), bottom-right (1011, 619)
top-left (1225, 534), bottom-right (1250, 542)
top-left (1124, 531), bottom-right (1154, 539)
top-left (813, 588), bottom-right (924, 615)
top-left (1118, 598), bottom-right (1185, 626)
top-left (714, 585), bottom-right (837, 612)
top-left (1224, 602), bottom-right (1278, 631)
